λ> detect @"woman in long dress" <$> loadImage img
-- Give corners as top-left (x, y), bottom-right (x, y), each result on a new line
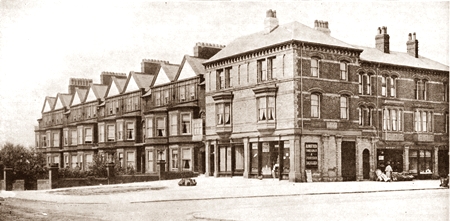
top-left (385, 163), bottom-right (393, 180)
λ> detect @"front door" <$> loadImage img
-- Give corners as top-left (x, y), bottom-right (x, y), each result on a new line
top-left (363, 149), bottom-right (370, 179)
top-left (341, 141), bottom-right (356, 181)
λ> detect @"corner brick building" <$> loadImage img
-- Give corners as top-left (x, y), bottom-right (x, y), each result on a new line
top-left (36, 10), bottom-right (448, 182)
top-left (202, 10), bottom-right (449, 182)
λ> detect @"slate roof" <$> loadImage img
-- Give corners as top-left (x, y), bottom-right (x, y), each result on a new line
top-left (112, 76), bottom-right (127, 93)
top-left (356, 46), bottom-right (449, 72)
top-left (58, 93), bottom-right (73, 107)
top-left (91, 83), bottom-right (108, 99)
top-left (131, 72), bottom-right (154, 91)
top-left (161, 63), bottom-right (180, 82)
top-left (75, 88), bottom-right (88, 103)
top-left (42, 96), bottom-right (56, 113)
top-left (185, 55), bottom-right (207, 75)
top-left (207, 21), bottom-right (359, 63)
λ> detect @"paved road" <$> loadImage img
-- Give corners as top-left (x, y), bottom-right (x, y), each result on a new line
top-left (0, 177), bottom-right (448, 220)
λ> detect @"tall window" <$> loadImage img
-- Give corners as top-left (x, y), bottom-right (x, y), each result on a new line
top-left (53, 132), bottom-right (59, 147)
top-left (171, 149), bottom-right (178, 170)
top-left (127, 152), bottom-right (135, 170)
top-left (156, 118), bottom-right (165, 137)
top-left (190, 84), bottom-right (195, 100)
top-left (311, 94), bottom-right (320, 118)
top-left (71, 130), bottom-right (77, 145)
top-left (391, 110), bottom-right (397, 131)
top-left (98, 124), bottom-right (104, 143)
top-left (77, 127), bottom-right (83, 144)
top-left (381, 76), bottom-right (387, 96)
top-left (146, 118), bottom-right (153, 138)
top-left (359, 107), bottom-right (372, 126)
top-left (164, 90), bottom-right (169, 104)
top-left (84, 128), bottom-right (92, 144)
top-left (340, 96), bottom-right (349, 119)
top-left (340, 61), bottom-right (348, 80)
top-left (147, 151), bottom-right (154, 172)
top-left (217, 69), bottom-right (224, 89)
top-left (311, 58), bottom-right (319, 77)
top-left (117, 121), bottom-right (123, 141)
top-left (107, 125), bottom-right (115, 141)
top-left (257, 57), bottom-right (275, 83)
top-left (170, 114), bottom-right (178, 136)
top-left (181, 113), bottom-right (191, 134)
top-left (398, 110), bottom-right (403, 131)
top-left (383, 109), bottom-right (390, 131)
top-left (126, 122), bottom-right (134, 140)
top-left (225, 67), bottom-right (232, 88)
top-left (389, 77), bottom-right (396, 97)
top-left (444, 82), bottom-right (449, 102)
top-left (414, 110), bottom-right (432, 132)
top-left (179, 86), bottom-right (186, 101)
top-left (415, 80), bottom-right (427, 100)
top-left (216, 103), bottom-right (231, 125)
top-left (64, 130), bottom-right (68, 146)
top-left (258, 97), bottom-right (275, 121)
top-left (182, 148), bottom-right (191, 170)
top-left (155, 91), bottom-right (161, 106)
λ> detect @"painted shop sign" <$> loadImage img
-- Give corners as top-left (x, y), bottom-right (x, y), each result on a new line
top-left (262, 142), bottom-right (270, 152)
top-left (305, 143), bottom-right (318, 169)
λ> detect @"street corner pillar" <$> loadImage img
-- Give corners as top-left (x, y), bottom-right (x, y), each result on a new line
top-left (403, 146), bottom-right (410, 173)
top-left (213, 140), bottom-right (219, 178)
top-left (433, 146), bottom-right (439, 177)
top-left (320, 134), bottom-right (330, 179)
top-left (335, 135), bottom-right (343, 181)
top-left (205, 140), bottom-right (211, 177)
top-left (243, 137), bottom-right (250, 178)
top-left (290, 135), bottom-right (303, 182)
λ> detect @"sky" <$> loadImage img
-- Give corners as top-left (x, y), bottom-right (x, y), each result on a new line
top-left (0, 1), bottom-right (448, 147)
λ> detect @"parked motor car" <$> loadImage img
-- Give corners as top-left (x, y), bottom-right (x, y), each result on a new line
top-left (178, 178), bottom-right (197, 186)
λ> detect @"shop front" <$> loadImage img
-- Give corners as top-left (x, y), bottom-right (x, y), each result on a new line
top-left (249, 141), bottom-right (290, 180)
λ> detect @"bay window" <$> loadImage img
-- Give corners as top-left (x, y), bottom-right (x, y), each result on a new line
top-left (84, 128), bottom-right (92, 144)
top-left (170, 114), bottom-right (178, 136)
top-left (171, 149), bottom-right (179, 170)
top-left (182, 148), bottom-right (191, 170)
top-left (98, 124), bottom-right (104, 143)
top-left (107, 125), bottom-right (115, 141)
top-left (126, 122), bottom-right (134, 140)
top-left (71, 130), bottom-right (77, 145)
top-left (216, 103), bottom-right (231, 125)
top-left (156, 117), bottom-right (166, 137)
top-left (146, 118), bottom-right (153, 138)
top-left (181, 113), bottom-right (191, 134)
top-left (53, 132), bottom-right (59, 147)
top-left (117, 121), bottom-right (123, 141)
top-left (258, 97), bottom-right (275, 121)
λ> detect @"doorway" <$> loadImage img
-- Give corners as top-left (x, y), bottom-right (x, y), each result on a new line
top-left (341, 141), bottom-right (356, 181)
top-left (362, 149), bottom-right (370, 180)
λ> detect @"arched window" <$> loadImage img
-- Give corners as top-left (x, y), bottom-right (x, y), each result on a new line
top-left (340, 96), bottom-right (349, 119)
top-left (311, 58), bottom-right (319, 77)
top-left (311, 94), bottom-right (320, 118)
top-left (340, 61), bottom-right (348, 80)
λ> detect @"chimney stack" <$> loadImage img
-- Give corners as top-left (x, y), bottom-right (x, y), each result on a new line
top-left (100, 72), bottom-right (126, 86)
top-left (193, 42), bottom-right (226, 59)
top-left (264, 9), bottom-right (279, 34)
top-left (375, 26), bottom-right (390, 53)
top-left (141, 59), bottom-right (169, 75)
top-left (68, 78), bottom-right (92, 94)
top-left (314, 20), bottom-right (331, 35)
top-left (406, 32), bottom-right (419, 58)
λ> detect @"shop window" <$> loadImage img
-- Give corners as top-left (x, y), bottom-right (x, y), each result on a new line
top-left (181, 113), bottom-right (191, 134)
top-left (84, 128), bottom-right (92, 144)
top-left (311, 93), bottom-right (320, 118)
top-left (305, 143), bottom-right (318, 169)
top-left (340, 61), bottom-right (348, 80)
top-left (171, 149), bottom-right (179, 170)
top-left (182, 149), bottom-right (191, 170)
top-left (156, 118), bottom-right (166, 137)
top-left (219, 146), bottom-right (232, 172)
top-left (258, 96), bottom-right (275, 121)
top-left (235, 146), bottom-right (244, 171)
top-left (250, 143), bottom-right (259, 173)
top-left (310, 57), bottom-right (319, 77)
top-left (340, 96), bottom-right (349, 119)
top-left (419, 150), bottom-right (432, 173)
top-left (283, 142), bottom-right (290, 173)
top-left (126, 122), bottom-right (134, 140)
top-left (107, 125), bottom-right (115, 141)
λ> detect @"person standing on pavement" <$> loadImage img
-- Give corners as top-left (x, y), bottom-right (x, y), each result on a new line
top-left (385, 162), bottom-right (393, 181)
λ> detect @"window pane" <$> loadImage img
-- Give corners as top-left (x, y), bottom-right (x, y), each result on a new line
top-left (340, 97), bottom-right (347, 119)
top-left (182, 114), bottom-right (191, 134)
top-left (268, 97), bottom-right (275, 120)
top-left (157, 118), bottom-right (165, 137)
top-left (217, 103), bottom-right (224, 125)
top-left (311, 59), bottom-right (318, 77)
top-left (224, 103), bottom-right (231, 124)
top-left (311, 94), bottom-right (319, 118)
top-left (391, 110), bottom-right (397, 131)
top-left (146, 118), bottom-right (153, 138)
top-left (259, 97), bottom-right (266, 120)
top-left (422, 112), bottom-right (427, 132)
top-left (170, 114), bottom-right (177, 135)
top-left (126, 123), bottom-right (134, 140)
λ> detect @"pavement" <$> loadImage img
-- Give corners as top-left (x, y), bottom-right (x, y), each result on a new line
top-left (0, 176), bottom-right (447, 220)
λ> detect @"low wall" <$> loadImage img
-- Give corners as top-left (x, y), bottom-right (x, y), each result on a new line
top-left (37, 179), bottom-right (51, 190)
top-left (12, 180), bottom-right (24, 191)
